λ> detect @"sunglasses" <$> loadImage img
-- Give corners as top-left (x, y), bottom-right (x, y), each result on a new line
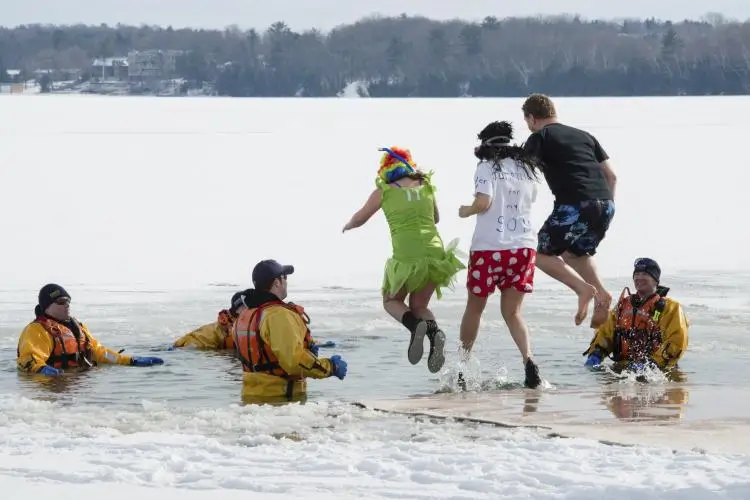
top-left (54, 298), bottom-right (70, 305)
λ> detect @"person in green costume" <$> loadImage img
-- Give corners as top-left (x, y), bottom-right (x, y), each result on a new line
top-left (342, 146), bottom-right (466, 373)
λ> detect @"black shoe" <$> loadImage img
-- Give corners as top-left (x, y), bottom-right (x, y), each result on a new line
top-left (524, 358), bottom-right (541, 389)
top-left (457, 372), bottom-right (467, 392)
top-left (402, 311), bottom-right (427, 365)
top-left (425, 320), bottom-right (446, 374)
top-left (407, 320), bottom-right (428, 365)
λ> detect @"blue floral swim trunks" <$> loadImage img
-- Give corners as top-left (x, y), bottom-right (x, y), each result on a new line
top-left (537, 200), bottom-right (615, 256)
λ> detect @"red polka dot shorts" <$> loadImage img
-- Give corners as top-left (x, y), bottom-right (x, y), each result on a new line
top-left (466, 248), bottom-right (537, 297)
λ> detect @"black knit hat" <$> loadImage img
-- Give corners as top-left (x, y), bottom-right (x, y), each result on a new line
top-left (37, 283), bottom-right (71, 313)
top-left (633, 258), bottom-right (661, 283)
top-left (229, 291), bottom-right (246, 315)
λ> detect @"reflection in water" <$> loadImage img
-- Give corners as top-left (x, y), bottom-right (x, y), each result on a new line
top-left (15, 369), bottom-right (97, 405)
top-left (430, 364), bottom-right (544, 417)
top-left (598, 368), bottom-right (690, 422)
top-left (602, 385), bottom-right (689, 422)
top-left (666, 368), bottom-right (687, 383)
top-left (522, 391), bottom-right (540, 416)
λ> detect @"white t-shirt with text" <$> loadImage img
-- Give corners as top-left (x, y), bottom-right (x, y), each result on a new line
top-left (470, 158), bottom-right (539, 251)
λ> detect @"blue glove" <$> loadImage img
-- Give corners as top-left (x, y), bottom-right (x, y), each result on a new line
top-left (38, 365), bottom-right (62, 376)
top-left (628, 360), bottom-right (656, 373)
top-left (130, 356), bottom-right (164, 367)
top-left (329, 354), bottom-right (347, 380)
top-left (167, 345), bottom-right (177, 351)
top-left (584, 352), bottom-right (602, 369)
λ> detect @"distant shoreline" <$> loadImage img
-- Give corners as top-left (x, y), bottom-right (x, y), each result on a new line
top-left (1, 13), bottom-right (748, 98)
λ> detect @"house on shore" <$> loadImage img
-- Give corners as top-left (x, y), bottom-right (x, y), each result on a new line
top-left (90, 57), bottom-right (129, 81)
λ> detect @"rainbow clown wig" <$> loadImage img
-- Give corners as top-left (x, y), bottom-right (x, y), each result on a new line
top-left (377, 146), bottom-right (417, 184)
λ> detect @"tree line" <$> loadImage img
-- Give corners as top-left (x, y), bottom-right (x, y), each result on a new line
top-left (1, 12), bottom-right (749, 97)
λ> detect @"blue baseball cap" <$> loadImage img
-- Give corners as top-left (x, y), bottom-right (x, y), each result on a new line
top-left (252, 259), bottom-right (294, 287)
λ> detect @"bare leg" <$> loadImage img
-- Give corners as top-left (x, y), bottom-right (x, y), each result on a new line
top-left (500, 288), bottom-right (531, 363)
top-left (563, 253), bottom-right (612, 328)
top-left (536, 253), bottom-right (597, 325)
top-left (382, 287), bottom-right (409, 323)
top-left (408, 283), bottom-right (436, 321)
top-left (459, 292), bottom-right (488, 357)
top-left (500, 287), bottom-right (541, 388)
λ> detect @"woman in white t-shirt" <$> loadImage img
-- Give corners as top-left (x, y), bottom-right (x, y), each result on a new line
top-left (457, 120), bottom-right (545, 389)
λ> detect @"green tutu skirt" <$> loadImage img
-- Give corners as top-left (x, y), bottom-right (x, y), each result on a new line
top-left (381, 238), bottom-right (467, 299)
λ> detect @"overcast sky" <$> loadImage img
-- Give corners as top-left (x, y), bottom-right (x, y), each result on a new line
top-left (3, 1), bottom-right (749, 31)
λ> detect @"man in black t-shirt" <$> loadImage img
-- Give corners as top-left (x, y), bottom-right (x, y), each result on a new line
top-left (521, 93), bottom-right (618, 329)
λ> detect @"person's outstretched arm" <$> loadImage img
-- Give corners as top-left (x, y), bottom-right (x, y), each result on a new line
top-left (343, 189), bottom-right (382, 232)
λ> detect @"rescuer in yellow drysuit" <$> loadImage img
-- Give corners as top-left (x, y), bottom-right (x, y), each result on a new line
top-left (171, 292), bottom-right (246, 350)
top-left (17, 283), bottom-right (164, 376)
top-left (582, 258), bottom-right (689, 373)
top-left (232, 259), bottom-right (348, 403)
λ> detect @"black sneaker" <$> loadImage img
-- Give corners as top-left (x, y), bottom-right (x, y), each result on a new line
top-left (425, 320), bottom-right (446, 373)
top-left (524, 358), bottom-right (541, 389)
top-left (407, 319), bottom-right (428, 365)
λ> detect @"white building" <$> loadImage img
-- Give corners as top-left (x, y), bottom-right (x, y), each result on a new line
top-left (90, 57), bottom-right (129, 81)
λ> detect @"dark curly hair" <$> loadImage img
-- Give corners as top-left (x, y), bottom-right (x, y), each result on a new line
top-left (474, 120), bottom-right (543, 181)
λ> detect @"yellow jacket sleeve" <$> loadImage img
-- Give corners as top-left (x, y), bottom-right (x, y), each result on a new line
top-left (650, 299), bottom-right (689, 370)
top-left (17, 322), bottom-right (55, 373)
top-left (17, 321), bottom-right (132, 371)
top-left (82, 323), bottom-right (133, 366)
top-left (583, 308), bottom-right (618, 357)
top-left (261, 308), bottom-right (333, 379)
top-left (173, 322), bottom-right (224, 349)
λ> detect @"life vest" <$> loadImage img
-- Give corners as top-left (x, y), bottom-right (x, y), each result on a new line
top-left (35, 316), bottom-right (94, 370)
top-left (216, 309), bottom-right (236, 349)
top-left (611, 287), bottom-right (666, 363)
top-left (233, 300), bottom-right (313, 387)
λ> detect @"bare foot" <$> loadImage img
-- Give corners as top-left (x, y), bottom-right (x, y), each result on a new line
top-left (589, 291), bottom-right (612, 329)
top-left (574, 285), bottom-right (597, 325)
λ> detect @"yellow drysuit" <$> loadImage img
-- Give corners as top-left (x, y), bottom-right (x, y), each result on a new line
top-left (583, 286), bottom-right (689, 371)
top-left (17, 316), bottom-right (132, 373)
top-left (232, 290), bottom-right (335, 403)
top-left (172, 309), bottom-right (236, 350)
